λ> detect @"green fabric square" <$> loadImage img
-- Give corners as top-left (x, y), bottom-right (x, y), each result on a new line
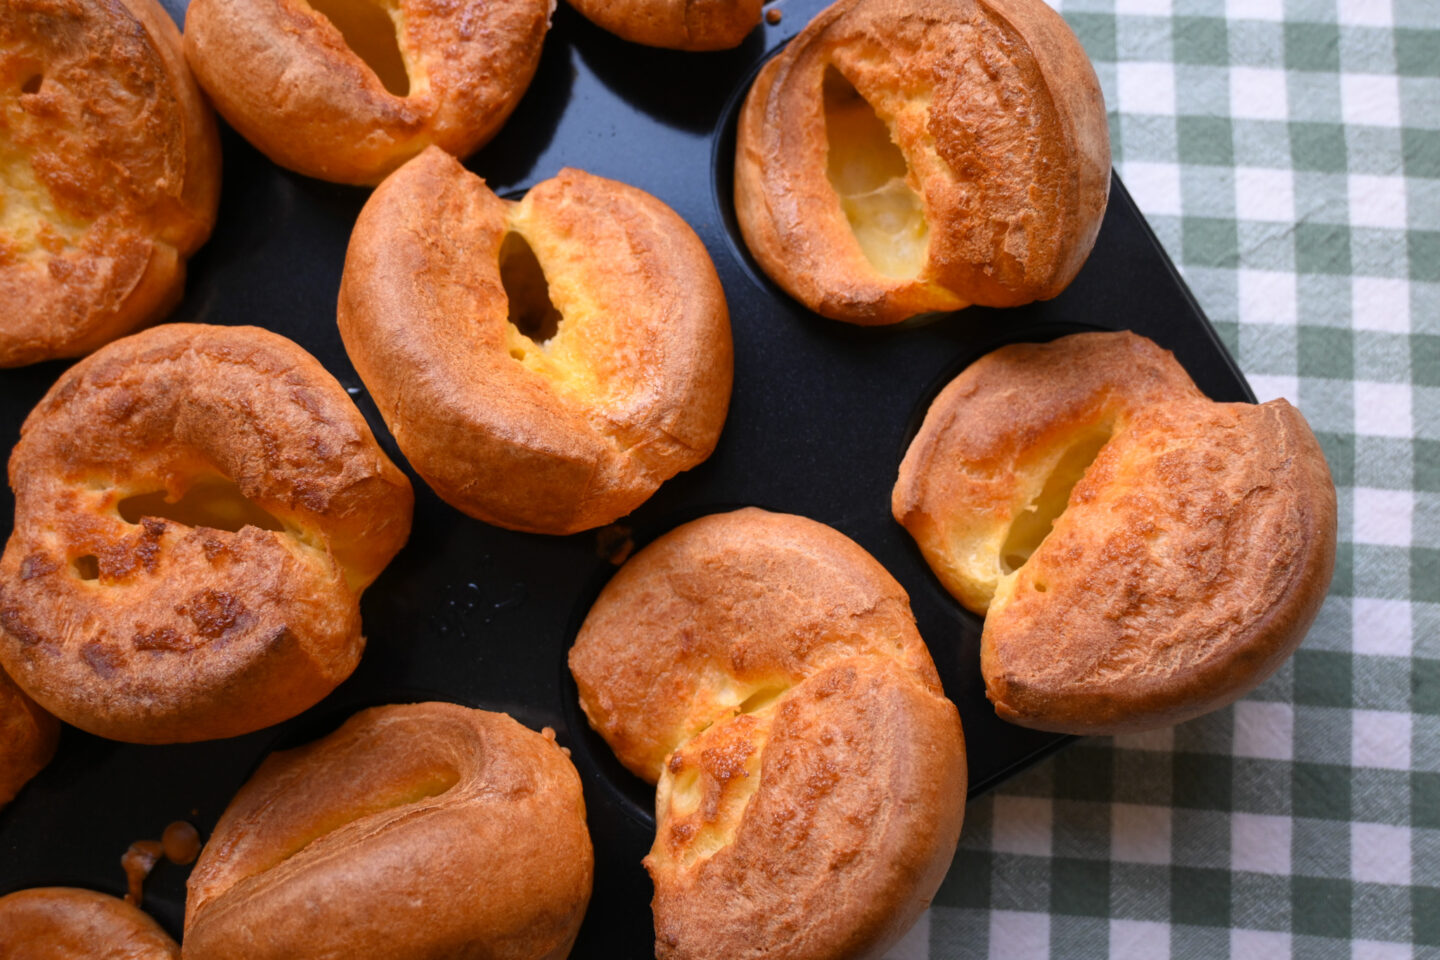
top-left (1052, 858), bottom-right (1111, 917)
top-left (1417, 439), bottom-right (1440, 493)
top-left (1297, 325), bottom-right (1354, 380)
top-left (1354, 655), bottom-right (1414, 712)
top-left (1172, 809), bottom-right (1231, 868)
top-left (1290, 817), bottom-right (1351, 878)
top-left (1214, 320), bottom-right (1240, 357)
top-left (1396, 28), bottom-right (1440, 77)
top-left (1352, 769), bottom-right (1411, 825)
top-left (929, 909), bottom-right (991, 960)
top-left (1050, 916), bottom-right (1108, 959)
top-left (992, 853), bottom-right (1052, 912)
top-left (1171, 753), bottom-right (1232, 810)
top-left (1232, 873), bottom-right (1291, 930)
top-left (1176, 64), bottom-right (1231, 116)
top-left (1414, 334), bottom-right (1440, 387)
top-left (1177, 116), bottom-right (1234, 167)
top-left (1053, 745), bottom-right (1115, 802)
top-left (1415, 548), bottom-right (1440, 603)
top-left (1229, 19), bottom-right (1283, 67)
top-left (1290, 122), bottom-right (1348, 172)
top-left (1341, 25), bottom-right (1399, 75)
top-left (1346, 126), bottom-right (1405, 176)
top-left (1295, 222), bottom-right (1353, 275)
top-left (1295, 705), bottom-right (1353, 765)
top-left (1292, 762), bottom-right (1352, 820)
top-left (1182, 165), bottom-right (1236, 218)
top-left (1356, 544), bottom-right (1412, 603)
top-left (1170, 867), bottom-right (1231, 927)
top-left (934, 849), bottom-right (992, 908)
top-left (1174, 16), bottom-right (1227, 65)
top-left (1294, 650), bottom-right (1354, 707)
top-left (1413, 886), bottom-right (1440, 946)
top-left (1238, 221), bottom-right (1298, 272)
top-left (1317, 432), bottom-right (1355, 487)
top-left (1396, 0), bottom-right (1440, 29)
top-left (1285, 22), bottom-right (1340, 72)
top-left (1291, 876), bottom-right (1353, 939)
top-left (1331, 541), bottom-right (1354, 599)
top-left (1352, 227), bottom-right (1410, 280)
top-left (1404, 128), bottom-right (1440, 179)
top-left (1117, 14), bottom-right (1172, 61)
top-left (1066, 12), bottom-right (1117, 63)
top-left (1121, 114), bottom-right (1180, 163)
top-left (1414, 232), bottom-right (1440, 284)
top-left (1287, 71), bottom-right (1343, 124)
top-left (1233, 119), bottom-right (1292, 167)
top-left (1111, 864), bottom-right (1172, 922)
top-left (1400, 77), bottom-right (1440, 130)
top-left (1351, 884), bottom-right (1412, 943)
top-left (1411, 281), bottom-right (1440, 336)
top-left (1113, 748), bottom-right (1174, 806)
top-left (1054, 799), bottom-right (1112, 861)
top-left (1416, 771), bottom-right (1440, 828)
top-left (1239, 321), bottom-right (1297, 375)
top-left (1354, 332), bottom-right (1413, 384)
top-left (1411, 179), bottom-right (1440, 232)
top-left (1183, 217), bottom-right (1239, 269)
top-left (1415, 657), bottom-right (1440, 714)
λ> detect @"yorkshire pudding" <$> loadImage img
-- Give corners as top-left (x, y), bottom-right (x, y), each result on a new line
top-left (0, 664), bottom-right (58, 807)
top-left (183, 0), bottom-right (550, 184)
top-left (893, 331), bottom-right (1338, 734)
top-left (0, 0), bottom-right (220, 367)
top-left (734, 0), bottom-right (1109, 325)
top-left (184, 702), bottom-right (593, 960)
top-left (339, 147), bottom-right (732, 535)
top-left (566, 0), bottom-right (761, 50)
top-left (569, 508), bottom-right (966, 960)
top-left (0, 887), bottom-right (179, 959)
top-left (0, 323), bottom-right (413, 744)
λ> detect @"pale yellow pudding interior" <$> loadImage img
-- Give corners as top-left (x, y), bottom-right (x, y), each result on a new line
top-left (117, 478), bottom-right (286, 534)
top-left (303, 0), bottom-right (411, 97)
top-left (999, 424), bottom-right (1114, 576)
top-left (823, 66), bottom-right (927, 279)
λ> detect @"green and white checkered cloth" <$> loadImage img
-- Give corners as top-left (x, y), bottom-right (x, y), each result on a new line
top-left (889, 2), bottom-right (1439, 957)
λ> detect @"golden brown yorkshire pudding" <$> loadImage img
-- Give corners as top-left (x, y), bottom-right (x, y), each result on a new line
top-left (0, 664), bottom-right (58, 808)
top-left (339, 147), bottom-right (733, 535)
top-left (893, 332), bottom-right (1338, 734)
top-left (184, 702), bottom-right (593, 960)
top-left (734, 0), bottom-right (1110, 325)
top-left (183, 0), bottom-right (550, 185)
top-left (0, 0), bottom-right (220, 367)
top-left (570, 508), bottom-right (966, 960)
top-left (0, 887), bottom-right (179, 959)
top-left (0, 324), bottom-right (413, 744)
top-left (566, 0), bottom-right (761, 50)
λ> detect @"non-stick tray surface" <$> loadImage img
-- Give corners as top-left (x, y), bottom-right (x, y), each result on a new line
top-left (0, 0), bottom-right (1254, 952)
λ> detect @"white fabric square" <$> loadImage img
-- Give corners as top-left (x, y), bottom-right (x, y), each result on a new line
top-left (1118, 62), bottom-right (1177, 116)
top-left (1235, 167), bottom-right (1296, 223)
top-left (1233, 930), bottom-right (1291, 956)
top-left (1353, 487), bottom-right (1413, 548)
top-left (1116, 0), bottom-right (1171, 13)
top-left (1351, 822), bottom-right (1412, 885)
top-left (1355, 382), bottom-right (1413, 438)
top-left (880, 909), bottom-right (929, 960)
top-left (1337, 0), bottom-right (1393, 27)
top-left (1111, 920), bottom-right (1171, 960)
top-left (1237, 269), bottom-right (1298, 325)
top-left (1349, 175), bottom-right (1409, 229)
top-left (1113, 726), bottom-right (1176, 752)
top-left (1233, 700), bottom-right (1294, 761)
top-left (1352, 276), bottom-right (1412, 333)
top-left (1112, 804), bottom-right (1172, 865)
top-left (1231, 67), bottom-right (1289, 120)
top-left (1122, 161), bottom-right (1183, 217)
top-left (1227, 0), bottom-right (1283, 20)
top-left (1352, 710), bottom-right (1412, 771)
top-left (1247, 375), bottom-right (1300, 405)
top-left (991, 795), bottom-right (1053, 858)
top-left (1352, 598), bottom-right (1413, 656)
top-left (990, 911), bottom-right (1050, 958)
top-left (1231, 813), bottom-right (1292, 875)
top-left (1352, 939), bottom-right (1416, 959)
top-left (1342, 73), bottom-right (1403, 128)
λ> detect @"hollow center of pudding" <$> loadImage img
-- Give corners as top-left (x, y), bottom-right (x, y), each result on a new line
top-left (1000, 425), bottom-right (1113, 574)
top-left (823, 67), bottom-right (927, 279)
top-left (304, 0), bottom-right (410, 97)
top-left (500, 231), bottom-right (563, 348)
top-left (118, 479), bottom-right (285, 533)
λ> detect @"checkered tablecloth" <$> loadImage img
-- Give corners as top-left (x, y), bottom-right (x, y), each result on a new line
top-left (894, 2), bottom-right (1439, 958)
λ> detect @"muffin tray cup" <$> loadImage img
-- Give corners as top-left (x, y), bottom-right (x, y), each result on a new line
top-left (0, 0), bottom-right (1254, 952)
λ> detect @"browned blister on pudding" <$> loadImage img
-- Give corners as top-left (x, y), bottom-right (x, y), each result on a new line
top-left (0, 0), bottom-right (220, 366)
top-left (0, 324), bottom-right (413, 744)
top-left (339, 147), bottom-right (732, 535)
top-left (184, 703), bottom-right (593, 960)
top-left (0, 887), bottom-right (179, 959)
top-left (184, 0), bottom-right (550, 184)
top-left (566, 0), bottom-right (762, 50)
top-left (894, 331), bottom-right (1338, 734)
top-left (735, 0), bottom-right (1109, 324)
top-left (570, 508), bottom-right (966, 960)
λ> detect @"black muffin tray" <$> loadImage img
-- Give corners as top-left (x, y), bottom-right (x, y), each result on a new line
top-left (0, 0), bottom-right (1254, 952)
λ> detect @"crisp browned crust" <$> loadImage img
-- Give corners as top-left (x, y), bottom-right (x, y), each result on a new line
top-left (0, 888), bottom-right (179, 959)
top-left (0, 0), bottom-right (220, 366)
top-left (0, 664), bottom-right (58, 807)
top-left (0, 324), bottom-right (413, 744)
top-left (183, 0), bottom-right (550, 185)
top-left (893, 331), bottom-right (1338, 734)
top-left (734, 0), bottom-right (1109, 324)
top-left (566, 0), bottom-right (761, 50)
top-left (184, 702), bottom-right (593, 960)
top-left (570, 508), bottom-right (966, 960)
top-left (339, 147), bottom-right (733, 535)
